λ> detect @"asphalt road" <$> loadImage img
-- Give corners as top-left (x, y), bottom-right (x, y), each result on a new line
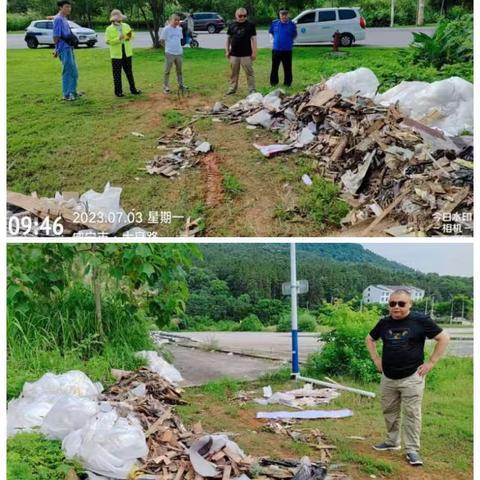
top-left (164, 329), bottom-right (473, 361)
top-left (7, 27), bottom-right (435, 50)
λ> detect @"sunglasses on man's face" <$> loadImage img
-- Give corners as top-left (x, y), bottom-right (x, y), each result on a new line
top-left (389, 301), bottom-right (407, 308)
top-left (238, 14), bottom-right (247, 18)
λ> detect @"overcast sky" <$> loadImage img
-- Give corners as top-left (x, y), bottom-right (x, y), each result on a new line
top-left (362, 244), bottom-right (473, 277)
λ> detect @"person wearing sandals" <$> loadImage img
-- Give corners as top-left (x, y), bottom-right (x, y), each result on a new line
top-left (366, 289), bottom-right (450, 467)
top-left (105, 9), bottom-right (141, 98)
top-left (53, 0), bottom-right (80, 101)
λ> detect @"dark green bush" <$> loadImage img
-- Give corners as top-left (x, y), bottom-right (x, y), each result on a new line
top-left (235, 314), bottom-right (264, 331)
top-left (305, 304), bottom-right (381, 383)
top-left (277, 310), bottom-right (318, 332)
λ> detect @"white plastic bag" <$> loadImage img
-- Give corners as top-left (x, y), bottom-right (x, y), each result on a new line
top-left (22, 371), bottom-right (103, 399)
top-left (376, 77), bottom-right (473, 136)
top-left (326, 67), bottom-right (379, 99)
top-left (245, 92), bottom-right (264, 106)
top-left (7, 394), bottom-right (59, 437)
top-left (63, 410), bottom-right (148, 479)
top-left (41, 395), bottom-right (100, 440)
top-left (246, 110), bottom-right (273, 129)
top-left (135, 351), bottom-right (183, 384)
top-left (79, 183), bottom-right (130, 234)
top-left (262, 90), bottom-right (283, 112)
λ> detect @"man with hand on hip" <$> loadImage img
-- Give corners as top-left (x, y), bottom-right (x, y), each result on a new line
top-left (366, 289), bottom-right (449, 467)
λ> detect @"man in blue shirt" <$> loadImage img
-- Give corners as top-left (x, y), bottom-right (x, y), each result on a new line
top-left (53, 0), bottom-right (79, 101)
top-left (268, 8), bottom-right (297, 87)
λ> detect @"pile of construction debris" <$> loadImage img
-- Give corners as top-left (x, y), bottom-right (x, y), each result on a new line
top-left (6, 183), bottom-right (148, 237)
top-left (210, 80), bottom-right (473, 236)
top-left (104, 368), bottom-right (329, 480)
top-left (146, 126), bottom-right (212, 178)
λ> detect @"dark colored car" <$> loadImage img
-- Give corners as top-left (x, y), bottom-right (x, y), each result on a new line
top-left (192, 12), bottom-right (225, 34)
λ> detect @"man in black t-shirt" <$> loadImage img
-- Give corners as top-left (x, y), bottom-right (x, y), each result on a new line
top-left (366, 289), bottom-right (449, 467)
top-left (225, 8), bottom-right (257, 95)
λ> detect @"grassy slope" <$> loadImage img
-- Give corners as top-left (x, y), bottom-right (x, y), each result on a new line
top-left (8, 47), bottom-right (451, 236)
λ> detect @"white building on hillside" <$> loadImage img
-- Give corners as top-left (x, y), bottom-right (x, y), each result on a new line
top-left (363, 285), bottom-right (425, 304)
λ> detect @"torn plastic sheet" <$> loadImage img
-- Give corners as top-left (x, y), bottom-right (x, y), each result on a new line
top-left (263, 90), bottom-right (284, 112)
top-left (256, 409), bottom-right (353, 420)
top-left (295, 127), bottom-right (315, 147)
top-left (245, 92), bottom-right (264, 106)
top-left (341, 151), bottom-right (375, 194)
top-left (253, 143), bottom-right (295, 157)
top-left (63, 410), bottom-right (148, 479)
top-left (376, 76), bottom-right (473, 136)
top-left (135, 351), bottom-right (183, 384)
top-left (41, 396), bottom-right (100, 440)
top-left (326, 67), bottom-right (379, 99)
top-left (189, 434), bottom-right (246, 477)
top-left (79, 183), bottom-right (130, 234)
top-left (246, 109), bottom-right (273, 129)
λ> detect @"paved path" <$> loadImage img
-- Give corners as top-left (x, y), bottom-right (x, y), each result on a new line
top-left (167, 344), bottom-right (284, 386)
top-left (7, 27), bottom-right (435, 50)
top-left (164, 329), bottom-right (473, 361)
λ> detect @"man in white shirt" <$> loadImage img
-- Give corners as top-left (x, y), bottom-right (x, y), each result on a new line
top-left (160, 14), bottom-right (187, 93)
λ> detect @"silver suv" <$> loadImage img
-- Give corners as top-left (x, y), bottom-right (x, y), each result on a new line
top-left (24, 19), bottom-right (98, 49)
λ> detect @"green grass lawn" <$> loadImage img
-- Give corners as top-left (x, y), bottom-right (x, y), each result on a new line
top-left (7, 47), bottom-right (456, 236)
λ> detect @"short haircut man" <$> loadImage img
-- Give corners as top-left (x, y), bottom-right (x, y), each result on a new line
top-left (53, 0), bottom-right (79, 100)
top-left (365, 289), bottom-right (449, 466)
top-left (225, 7), bottom-right (257, 95)
top-left (268, 7), bottom-right (297, 87)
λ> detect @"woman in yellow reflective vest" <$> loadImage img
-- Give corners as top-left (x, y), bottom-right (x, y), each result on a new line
top-left (105, 9), bottom-right (141, 97)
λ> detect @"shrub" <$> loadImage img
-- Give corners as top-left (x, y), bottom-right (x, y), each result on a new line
top-left (277, 310), bottom-right (318, 332)
top-left (409, 14), bottom-right (473, 69)
top-left (235, 314), bottom-right (264, 332)
top-left (305, 303), bottom-right (381, 383)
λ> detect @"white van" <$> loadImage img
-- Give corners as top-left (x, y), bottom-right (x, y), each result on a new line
top-left (293, 8), bottom-right (366, 46)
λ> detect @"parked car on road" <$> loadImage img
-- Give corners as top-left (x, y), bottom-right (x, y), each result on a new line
top-left (293, 8), bottom-right (366, 46)
top-left (24, 19), bottom-right (98, 49)
top-left (192, 12), bottom-right (225, 33)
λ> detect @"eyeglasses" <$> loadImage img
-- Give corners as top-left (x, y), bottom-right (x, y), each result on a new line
top-left (389, 301), bottom-right (407, 308)
top-left (238, 14), bottom-right (247, 18)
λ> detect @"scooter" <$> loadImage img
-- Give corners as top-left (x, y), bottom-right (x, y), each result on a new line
top-left (189, 32), bottom-right (199, 48)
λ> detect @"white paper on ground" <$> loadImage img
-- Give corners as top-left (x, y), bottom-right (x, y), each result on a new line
top-left (256, 409), bottom-right (353, 420)
top-left (253, 143), bottom-right (294, 157)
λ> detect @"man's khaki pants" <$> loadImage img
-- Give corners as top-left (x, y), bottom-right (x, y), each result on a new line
top-left (164, 53), bottom-right (184, 88)
top-left (380, 372), bottom-right (425, 452)
top-left (228, 56), bottom-right (256, 93)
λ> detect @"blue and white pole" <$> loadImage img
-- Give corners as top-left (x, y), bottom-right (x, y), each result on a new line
top-left (290, 242), bottom-right (299, 377)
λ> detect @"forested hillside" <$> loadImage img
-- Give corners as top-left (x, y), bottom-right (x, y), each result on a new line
top-left (178, 244), bottom-right (473, 329)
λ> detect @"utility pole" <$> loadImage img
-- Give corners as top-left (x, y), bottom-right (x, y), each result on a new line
top-left (417, 0), bottom-right (425, 26)
top-left (390, 0), bottom-right (396, 27)
top-left (430, 295), bottom-right (435, 318)
top-left (424, 296), bottom-right (429, 315)
top-left (290, 243), bottom-right (299, 378)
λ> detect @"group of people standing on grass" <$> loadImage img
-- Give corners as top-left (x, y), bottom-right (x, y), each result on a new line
top-left (53, 1), bottom-right (298, 101)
